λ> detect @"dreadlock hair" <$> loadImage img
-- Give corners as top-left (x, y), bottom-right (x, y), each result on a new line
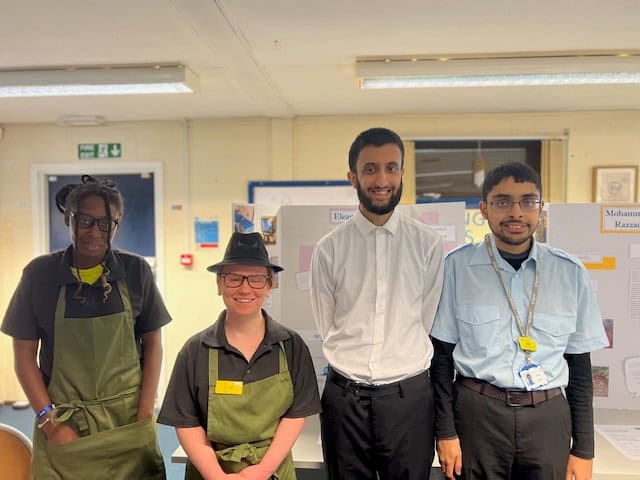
top-left (55, 175), bottom-right (124, 303)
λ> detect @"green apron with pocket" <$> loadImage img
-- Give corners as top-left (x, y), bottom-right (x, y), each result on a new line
top-left (185, 343), bottom-right (296, 480)
top-left (32, 281), bottom-right (166, 480)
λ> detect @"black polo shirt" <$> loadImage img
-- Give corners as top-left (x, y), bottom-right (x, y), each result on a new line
top-left (1, 246), bottom-right (172, 384)
top-left (158, 311), bottom-right (321, 429)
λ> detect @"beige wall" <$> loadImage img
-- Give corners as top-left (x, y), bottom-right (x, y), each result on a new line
top-left (1, 110), bottom-right (640, 401)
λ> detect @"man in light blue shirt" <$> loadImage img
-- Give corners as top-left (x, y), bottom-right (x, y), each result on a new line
top-left (431, 162), bottom-right (608, 480)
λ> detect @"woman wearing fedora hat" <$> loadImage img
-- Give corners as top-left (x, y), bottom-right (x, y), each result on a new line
top-left (158, 232), bottom-right (321, 479)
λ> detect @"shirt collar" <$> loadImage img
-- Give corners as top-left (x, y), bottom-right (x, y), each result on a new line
top-left (201, 309), bottom-right (291, 349)
top-left (468, 234), bottom-right (539, 269)
top-left (57, 246), bottom-right (125, 285)
top-left (354, 207), bottom-right (400, 237)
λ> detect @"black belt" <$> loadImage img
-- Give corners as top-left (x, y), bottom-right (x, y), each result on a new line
top-left (458, 376), bottom-right (562, 407)
top-left (327, 367), bottom-right (428, 396)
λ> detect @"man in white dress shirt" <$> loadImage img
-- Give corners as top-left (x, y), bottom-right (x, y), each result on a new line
top-left (311, 127), bottom-right (444, 479)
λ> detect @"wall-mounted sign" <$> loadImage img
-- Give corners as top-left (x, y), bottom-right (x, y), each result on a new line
top-left (195, 218), bottom-right (219, 248)
top-left (78, 143), bottom-right (122, 159)
top-left (600, 206), bottom-right (640, 233)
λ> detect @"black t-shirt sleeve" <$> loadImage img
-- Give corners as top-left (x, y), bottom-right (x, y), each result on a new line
top-left (1, 265), bottom-right (40, 339)
top-left (284, 332), bottom-right (321, 418)
top-left (133, 257), bottom-right (172, 336)
top-left (430, 336), bottom-right (458, 439)
top-left (565, 352), bottom-right (595, 459)
top-left (157, 337), bottom-right (203, 428)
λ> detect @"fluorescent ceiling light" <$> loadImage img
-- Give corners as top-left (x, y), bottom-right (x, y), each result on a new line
top-left (0, 64), bottom-right (198, 97)
top-left (362, 72), bottom-right (640, 89)
top-left (357, 51), bottom-right (640, 89)
top-left (56, 115), bottom-right (106, 127)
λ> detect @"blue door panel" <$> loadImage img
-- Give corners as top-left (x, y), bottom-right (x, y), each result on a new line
top-left (48, 174), bottom-right (155, 257)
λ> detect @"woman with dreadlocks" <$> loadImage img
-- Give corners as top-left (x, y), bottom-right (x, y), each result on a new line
top-left (1, 175), bottom-right (171, 479)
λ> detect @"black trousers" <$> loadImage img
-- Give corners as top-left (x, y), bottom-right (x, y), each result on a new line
top-left (453, 382), bottom-right (572, 480)
top-left (320, 368), bottom-right (434, 480)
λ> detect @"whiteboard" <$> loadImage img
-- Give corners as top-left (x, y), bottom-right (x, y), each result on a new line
top-left (248, 181), bottom-right (356, 205)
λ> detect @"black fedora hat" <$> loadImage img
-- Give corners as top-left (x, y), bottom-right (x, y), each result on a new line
top-left (207, 232), bottom-right (283, 273)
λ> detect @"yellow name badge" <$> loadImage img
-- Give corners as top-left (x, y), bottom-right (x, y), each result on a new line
top-left (519, 336), bottom-right (537, 352)
top-left (215, 380), bottom-right (243, 395)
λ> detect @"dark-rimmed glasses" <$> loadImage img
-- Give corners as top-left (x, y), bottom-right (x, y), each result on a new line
top-left (490, 198), bottom-right (541, 212)
top-left (70, 212), bottom-right (119, 232)
top-left (220, 273), bottom-right (270, 289)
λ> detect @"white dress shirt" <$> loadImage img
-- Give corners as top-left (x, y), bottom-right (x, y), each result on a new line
top-left (311, 208), bottom-right (444, 385)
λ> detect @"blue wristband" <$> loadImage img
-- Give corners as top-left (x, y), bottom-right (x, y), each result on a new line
top-left (36, 403), bottom-right (54, 421)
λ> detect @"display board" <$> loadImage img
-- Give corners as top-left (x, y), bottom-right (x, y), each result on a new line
top-left (277, 203), bottom-right (466, 331)
top-left (548, 203), bottom-right (640, 410)
top-left (248, 180), bottom-right (355, 205)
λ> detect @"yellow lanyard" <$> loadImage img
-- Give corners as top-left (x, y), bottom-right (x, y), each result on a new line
top-left (484, 235), bottom-right (539, 364)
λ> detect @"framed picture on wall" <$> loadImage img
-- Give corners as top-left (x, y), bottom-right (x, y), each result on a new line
top-left (592, 165), bottom-right (638, 203)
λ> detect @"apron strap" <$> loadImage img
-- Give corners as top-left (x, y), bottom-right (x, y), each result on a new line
top-left (277, 341), bottom-right (287, 374)
top-left (209, 346), bottom-right (220, 384)
top-left (117, 280), bottom-right (133, 319)
top-left (50, 386), bottom-right (139, 435)
top-left (50, 402), bottom-right (90, 435)
top-left (54, 285), bottom-right (67, 322)
top-left (215, 438), bottom-right (272, 462)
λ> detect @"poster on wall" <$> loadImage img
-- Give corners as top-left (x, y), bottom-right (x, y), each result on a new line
top-left (194, 218), bottom-right (219, 248)
top-left (548, 203), bottom-right (640, 410)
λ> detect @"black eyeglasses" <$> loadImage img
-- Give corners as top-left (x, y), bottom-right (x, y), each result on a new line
top-left (490, 198), bottom-right (541, 212)
top-left (70, 212), bottom-right (119, 232)
top-left (220, 273), bottom-right (270, 289)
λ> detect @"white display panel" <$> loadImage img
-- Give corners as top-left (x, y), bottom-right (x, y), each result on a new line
top-left (548, 203), bottom-right (640, 410)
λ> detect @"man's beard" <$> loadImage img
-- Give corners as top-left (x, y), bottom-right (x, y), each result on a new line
top-left (356, 180), bottom-right (403, 216)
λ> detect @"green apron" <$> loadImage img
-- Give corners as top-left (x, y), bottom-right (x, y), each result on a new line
top-left (32, 281), bottom-right (166, 480)
top-left (185, 343), bottom-right (296, 480)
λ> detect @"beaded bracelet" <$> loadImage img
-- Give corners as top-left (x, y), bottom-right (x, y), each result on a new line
top-left (36, 403), bottom-right (54, 421)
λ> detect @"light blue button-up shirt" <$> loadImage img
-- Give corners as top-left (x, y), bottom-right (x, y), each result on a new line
top-left (431, 234), bottom-right (609, 389)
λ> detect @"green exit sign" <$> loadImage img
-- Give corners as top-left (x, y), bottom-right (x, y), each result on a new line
top-left (78, 143), bottom-right (122, 159)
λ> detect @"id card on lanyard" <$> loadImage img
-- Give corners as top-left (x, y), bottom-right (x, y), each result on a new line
top-left (485, 235), bottom-right (549, 391)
